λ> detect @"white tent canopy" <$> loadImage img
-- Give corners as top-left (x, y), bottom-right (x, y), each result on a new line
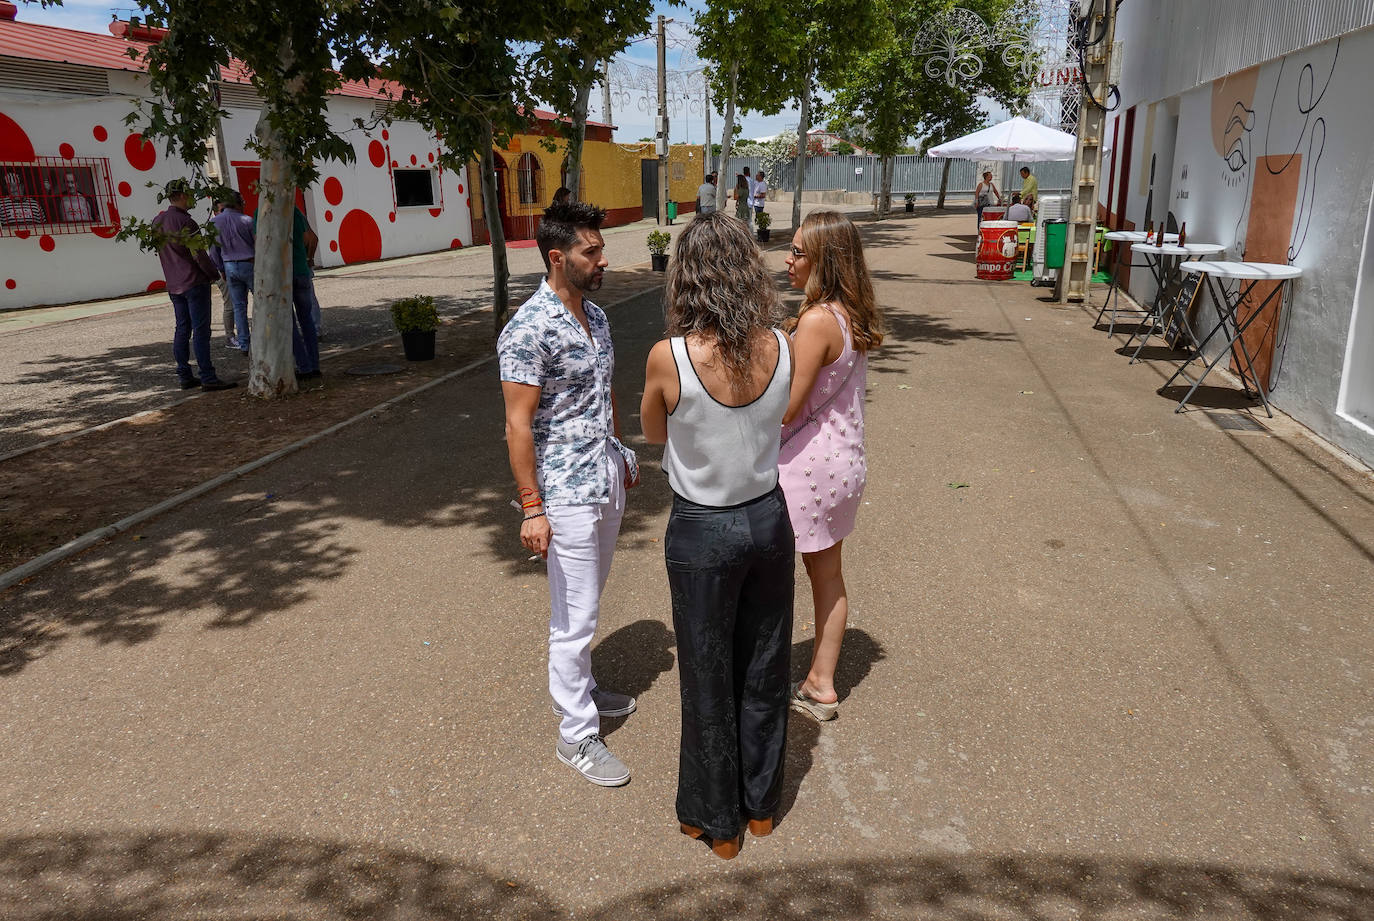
top-left (928, 116), bottom-right (1076, 162)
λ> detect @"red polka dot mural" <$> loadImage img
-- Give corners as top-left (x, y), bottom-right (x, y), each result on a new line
top-left (92, 204), bottom-right (120, 238)
top-left (125, 133), bottom-right (156, 171)
top-left (337, 210), bottom-right (382, 264)
top-left (147, 280), bottom-right (166, 292)
top-left (5, 279), bottom-right (15, 290)
top-left (381, 129), bottom-right (389, 141)
top-left (59, 142), bottom-right (75, 160)
top-left (118, 181), bottom-right (132, 197)
top-left (93, 125), bottom-right (108, 142)
top-left (0, 112), bottom-right (36, 161)
top-left (450, 239), bottom-right (462, 249)
top-left (429, 208), bottom-right (442, 218)
top-left (39, 235), bottom-right (54, 252)
top-left (409, 154), bottom-right (417, 165)
top-left (388, 211), bottom-right (396, 223)
top-left (428, 153), bottom-right (435, 164)
top-left (323, 176), bottom-right (344, 205)
top-left (368, 140), bottom-right (386, 168)
top-left (457, 184), bottom-right (464, 194)
top-left (324, 209), bottom-right (333, 222)
top-left (329, 240), bottom-right (338, 252)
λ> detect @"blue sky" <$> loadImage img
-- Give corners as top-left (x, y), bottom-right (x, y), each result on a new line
top-left (15, 0), bottom-right (804, 146)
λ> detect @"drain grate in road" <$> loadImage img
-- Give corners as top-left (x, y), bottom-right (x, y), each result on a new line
top-left (1206, 411), bottom-right (1267, 432)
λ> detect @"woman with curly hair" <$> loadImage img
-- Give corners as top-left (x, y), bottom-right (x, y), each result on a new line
top-left (780, 210), bottom-right (883, 722)
top-left (641, 211), bottom-right (795, 859)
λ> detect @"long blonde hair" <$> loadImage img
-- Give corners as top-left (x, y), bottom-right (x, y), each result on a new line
top-left (792, 210), bottom-right (883, 351)
top-left (665, 211), bottom-right (783, 396)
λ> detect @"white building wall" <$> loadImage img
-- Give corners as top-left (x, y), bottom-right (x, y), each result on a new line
top-left (1103, 4), bottom-right (1374, 466)
top-left (2, 72), bottom-right (473, 310)
top-left (0, 84), bottom-right (177, 309)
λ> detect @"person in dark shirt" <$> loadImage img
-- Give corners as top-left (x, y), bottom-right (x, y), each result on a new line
top-left (151, 180), bottom-right (235, 391)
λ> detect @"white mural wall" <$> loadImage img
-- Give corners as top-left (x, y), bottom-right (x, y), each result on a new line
top-left (1103, 19), bottom-right (1374, 466)
top-left (2, 76), bottom-right (474, 311)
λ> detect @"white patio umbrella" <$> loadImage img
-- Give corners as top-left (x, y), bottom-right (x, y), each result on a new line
top-left (928, 116), bottom-right (1076, 161)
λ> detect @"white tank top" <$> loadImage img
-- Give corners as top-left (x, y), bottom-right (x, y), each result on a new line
top-left (663, 330), bottom-right (791, 506)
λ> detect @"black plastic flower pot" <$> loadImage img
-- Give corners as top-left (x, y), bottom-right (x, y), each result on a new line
top-left (756, 229), bottom-right (770, 242)
top-left (651, 253), bottom-right (669, 272)
top-left (400, 329), bottom-right (436, 361)
top-left (905, 202), bottom-right (914, 212)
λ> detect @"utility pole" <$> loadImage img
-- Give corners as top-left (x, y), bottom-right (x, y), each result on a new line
top-left (1058, 0), bottom-right (1116, 303)
top-left (601, 60), bottom-right (613, 132)
top-left (703, 82), bottom-right (712, 177)
top-left (656, 14), bottom-right (669, 226)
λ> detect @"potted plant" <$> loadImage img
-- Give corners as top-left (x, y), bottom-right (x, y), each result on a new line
top-left (904, 192), bottom-right (916, 213)
top-left (647, 230), bottom-right (671, 272)
top-left (755, 210), bottom-right (771, 242)
top-left (391, 294), bottom-right (438, 361)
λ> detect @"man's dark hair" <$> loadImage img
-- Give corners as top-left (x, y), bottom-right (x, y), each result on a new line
top-left (537, 200), bottom-right (607, 270)
top-left (219, 189), bottom-right (245, 210)
top-left (1020, 166), bottom-right (1030, 175)
top-left (164, 178), bottom-right (192, 199)
top-left (1011, 193), bottom-right (1022, 204)
top-left (743, 166), bottom-right (751, 175)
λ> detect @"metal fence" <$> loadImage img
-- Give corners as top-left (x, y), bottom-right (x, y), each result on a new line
top-left (717, 154), bottom-right (1074, 200)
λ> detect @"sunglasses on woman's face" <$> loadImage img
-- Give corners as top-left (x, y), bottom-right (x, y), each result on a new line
top-left (789, 245), bottom-right (806, 259)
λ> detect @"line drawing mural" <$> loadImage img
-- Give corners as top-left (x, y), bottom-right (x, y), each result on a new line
top-left (1264, 37), bottom-right (1338, 262)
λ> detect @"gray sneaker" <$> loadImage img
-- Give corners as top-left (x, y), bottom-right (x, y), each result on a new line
top-left (556, 733), bottom-right (630, 786)
top-left (551, 688), bottom-right (637, 718)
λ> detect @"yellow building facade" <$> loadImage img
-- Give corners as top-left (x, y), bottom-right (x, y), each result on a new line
top-left (468, 114), bottom-right (704, 243)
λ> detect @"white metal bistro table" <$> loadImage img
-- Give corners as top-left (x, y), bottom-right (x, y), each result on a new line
top-left (1159, 261), bottom-right (1302, 416)
top-left (1096, 231), bottom-right (1180, 335)
top-left (1123, 241), bottom-right (1229, 362)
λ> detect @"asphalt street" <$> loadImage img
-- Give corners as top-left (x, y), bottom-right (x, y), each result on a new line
top-left (0, 207), bottom-right (1370, 919)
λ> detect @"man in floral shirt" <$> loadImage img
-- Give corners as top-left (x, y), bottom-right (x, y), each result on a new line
top-left (498, 201), bottom-right (640, 787)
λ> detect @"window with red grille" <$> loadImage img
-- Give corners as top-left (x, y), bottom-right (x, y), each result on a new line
top-left (0, 157), bottom-right (118, 237)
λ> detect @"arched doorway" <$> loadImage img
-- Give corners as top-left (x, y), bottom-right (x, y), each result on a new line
top-left (490, 150), bottom-right (516, 241)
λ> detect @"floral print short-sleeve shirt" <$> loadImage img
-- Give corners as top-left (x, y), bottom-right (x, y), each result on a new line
top-left (497, 280), bottom-right (638, 506)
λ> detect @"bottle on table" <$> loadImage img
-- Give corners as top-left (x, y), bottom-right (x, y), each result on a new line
top-left (1145, 220), bottom-right (1154, 245)
top-left (1178, 222), bottom-right (1187, 246)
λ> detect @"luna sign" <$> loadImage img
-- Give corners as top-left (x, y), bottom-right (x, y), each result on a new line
top-left (1035, 65), bottom-right (1082, 88)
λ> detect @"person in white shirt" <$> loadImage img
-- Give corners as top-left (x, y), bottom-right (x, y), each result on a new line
top-left (1006, 193), bottom-right (1033, 223)
top-left (752, 171), bottom-right (768, 214)
top-left (696, 173), bottom-right (717, 215)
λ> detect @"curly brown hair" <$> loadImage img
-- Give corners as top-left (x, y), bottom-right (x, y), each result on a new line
top-left (792, 210), bottom-right (884, 351)
top-left (665, 211), bottom-right (783, 398)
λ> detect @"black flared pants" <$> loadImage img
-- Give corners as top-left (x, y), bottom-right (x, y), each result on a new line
top-left (665, 486), bottom-right (794, 839)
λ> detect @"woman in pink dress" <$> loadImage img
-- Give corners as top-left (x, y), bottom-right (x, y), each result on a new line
top-left (779, 210), bottom-right (884, 721)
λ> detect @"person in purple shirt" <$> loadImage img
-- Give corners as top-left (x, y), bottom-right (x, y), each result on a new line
top-left (209, 190), bottom-right (256, 353)
top-left (151, 179), bottom-right (235, 391)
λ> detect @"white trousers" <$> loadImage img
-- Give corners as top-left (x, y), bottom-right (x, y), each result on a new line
top-left (545, 442), bottom-right (626, 743)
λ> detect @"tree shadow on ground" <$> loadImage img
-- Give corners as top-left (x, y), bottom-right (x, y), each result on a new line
top-left (867, 304), bottom-right (1014, 377)
top-left (1, 829), bottom-right (1369, 920)
top-left (0, 280), bottom-right (677, 675)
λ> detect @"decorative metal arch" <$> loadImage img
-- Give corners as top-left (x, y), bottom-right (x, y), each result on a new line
top-left (911, 0), bottom-right (1080, 87)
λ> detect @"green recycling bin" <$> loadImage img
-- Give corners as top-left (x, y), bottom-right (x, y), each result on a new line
top-left (666, 201), bottom-right (678, 222)
top-left (1044, 219), bottom-right (1067, 269)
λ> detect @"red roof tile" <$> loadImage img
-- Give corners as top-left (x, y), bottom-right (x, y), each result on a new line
top-left (0, 17), bottom-right (611, 125)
